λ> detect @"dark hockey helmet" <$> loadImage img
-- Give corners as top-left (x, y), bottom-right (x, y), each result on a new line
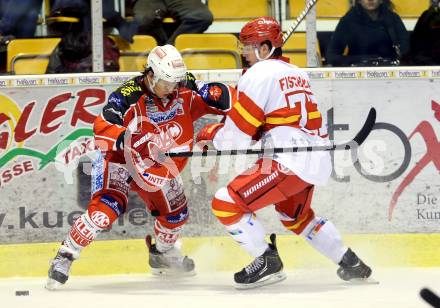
top-left (239, 17), bottom-right (283, 48)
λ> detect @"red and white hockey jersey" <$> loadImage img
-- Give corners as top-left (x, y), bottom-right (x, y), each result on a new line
top-left (213, 59), bottom-right (332, 185)
top-left (94, 75), bottom-right (225, 184)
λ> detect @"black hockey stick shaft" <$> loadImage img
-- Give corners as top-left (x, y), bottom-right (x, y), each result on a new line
top-left (167, 108), bottom-right (376, 158)
top-left (420, 288), bottom-right (440, 308)
top-left (282, 0), bottom-right (319, 44)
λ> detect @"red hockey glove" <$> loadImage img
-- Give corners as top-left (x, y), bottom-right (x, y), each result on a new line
top-left (196, 123), bottom-right (224, 143)
top-left (128, 131), bottom-right (162, 168)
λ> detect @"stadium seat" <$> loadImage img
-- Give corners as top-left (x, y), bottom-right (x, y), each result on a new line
top-left (7, 38), bottom-right (61, 74)
top-left (208, 0), bottom-right (269, 20)
top-left (175, 34), bottom-right (241, 70)
top-left (289, 0), bottom-right (351, 19)
top-left (393, 0), bottom-right (429, 18)
top-left (283, 32), bottom-right (322, 67)
top-left (111, 35), bottom-right (157, 72)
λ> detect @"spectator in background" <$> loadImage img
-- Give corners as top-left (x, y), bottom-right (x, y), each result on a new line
top-left (46, 30), bottom-right (120, 73)
top-left (326, 0), bottom-right (409, 67)
top-left (49, 0), bottom-right (138, 43)
top-left (133, 0), bottom-right (213, 45)
top-left (0, 0), bottom-right (43, 39)
top-left (406, 0), bottom-right (440, 65)
top-left (0, 0), bottom-right (43, 73)
top-left (46, 0), bottom-right (136, 73)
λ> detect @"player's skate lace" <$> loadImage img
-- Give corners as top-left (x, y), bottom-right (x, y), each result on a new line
top-left (46, 245), bottom-right (79, 290)
top-left (244, 256), bottom-right (265, 274)
top-left (337, 248), bottom-right (372, 281)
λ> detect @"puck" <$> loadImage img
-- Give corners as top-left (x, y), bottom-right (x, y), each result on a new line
top-left (15, 290), bottom-right (30, 296)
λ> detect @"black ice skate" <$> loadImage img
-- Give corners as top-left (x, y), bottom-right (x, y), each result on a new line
top-left (337, 248), bottom-right (376, 283)
top-left (234, 234), bottom-right (286, 290)
top-left (146, 235), bottom-right (195, 276)
top-left (46, 245), bottom-right (79, 290)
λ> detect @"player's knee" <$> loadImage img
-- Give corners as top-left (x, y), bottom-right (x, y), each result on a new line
top-left (212, 187), bottom-right (244, 225)
top-left (186, 8), bottom-right (213, 26)
top-left (279, 208), bottom-right (315, 235)
top-left (214, 187), bottom-right (234, 202)
top-left (157, 206), bottom-right (189, 230)
top-left (87, 194), bottom-right (126, 227)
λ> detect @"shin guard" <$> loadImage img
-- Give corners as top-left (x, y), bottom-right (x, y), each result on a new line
top-left (64, 195), bottom-right (122, 252)
top-left (225, 213), bottom-right (269, 258)
top-left (154, 220), bottom-right (183, 253)
top-left (64, 211), bottom-right (106, 252)
top-left (300, 217), bottom-right (347, 264)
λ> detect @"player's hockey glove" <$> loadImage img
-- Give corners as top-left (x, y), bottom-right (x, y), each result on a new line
top-left (184, 72), bottom-right (229, 110)
top-left (183, 72), bottom-right (199, 92)
top-left (127, 131), bottom-right (163, 168)
top-left (196, 123), bottom-right (224, 146)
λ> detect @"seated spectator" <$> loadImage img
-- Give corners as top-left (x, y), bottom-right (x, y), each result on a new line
top-left (50, 0), bottom-right (138, 43)
top-left (134, 0), bottom-right (213, 45)
top-left (46, 31), bottom-right (120, 73)
top-left (326, 0), bottom-right (409, 67)
top-left (0, 0), bottom-right (43, 73)
top-left (46, 0), bottom-right (123, 73)
top-left (406, 0), bottom-right (440, 65)
top-left (0, 0), bottom-right (42, 38)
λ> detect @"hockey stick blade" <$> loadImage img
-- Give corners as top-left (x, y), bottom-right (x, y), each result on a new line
top-left (167, 108), bottom-right (377, 158)
top-left (347, 107), bottom-right (376, 148)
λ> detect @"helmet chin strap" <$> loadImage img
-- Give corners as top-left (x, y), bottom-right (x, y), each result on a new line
top-left (254, 46), bottom-right (276, 61)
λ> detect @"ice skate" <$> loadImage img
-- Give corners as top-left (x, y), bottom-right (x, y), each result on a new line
top-left (234, 234), bottom-right (286, 290)
top-left (146, 235), bottom-right (195, 276)
top-left (46, 244), bottom-right (79, 290)
top-left (337, 248), bottom-right (377, 284)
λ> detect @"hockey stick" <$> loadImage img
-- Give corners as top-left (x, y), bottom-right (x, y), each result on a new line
top-left (420, 288), bottom-right (440, 308)
top-left (282, 0), bottom-right (319, 44)
top-left (167, 108), bottom-right (376, 158)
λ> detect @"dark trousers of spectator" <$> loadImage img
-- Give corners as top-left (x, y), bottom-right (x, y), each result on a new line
top-left (0, 48), bottom-right (6, 74)
top-left (134, 0), bottom-right (213, 45)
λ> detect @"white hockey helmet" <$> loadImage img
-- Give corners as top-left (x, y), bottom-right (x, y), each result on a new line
top-left (147, 45), bottom-right (187, 84)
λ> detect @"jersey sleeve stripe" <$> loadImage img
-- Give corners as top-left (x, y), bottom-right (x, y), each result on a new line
top-left (237, 92), bottom-right (265, 120)
top-left (234, 102), bottom-right (263, 127)
top-left (308, 111), bottom-right (321, 120)
top-left (266, 114), bottom-right (300, 125)
top-left (229, 108), bottom-right (260, 136)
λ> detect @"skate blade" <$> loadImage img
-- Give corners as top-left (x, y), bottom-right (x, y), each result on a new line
top-left (346, 277), bottom-right (379, 285)
top-left (45, 278), bottom-right (64, 291)
top-left (151, 267), bottom-right (196, 277)
top-left (235, 271), bottom-right (287, 290)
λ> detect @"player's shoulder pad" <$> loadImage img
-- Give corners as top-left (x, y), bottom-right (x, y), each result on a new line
top-left (114, 77), bottom-right (144, 105)
top-left (201, 82), bottom-right (233, 111)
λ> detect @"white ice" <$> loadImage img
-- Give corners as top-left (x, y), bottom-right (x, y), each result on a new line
top-left (0, 268), bottom-right (438, 308)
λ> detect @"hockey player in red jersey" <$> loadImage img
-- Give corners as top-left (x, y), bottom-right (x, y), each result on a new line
top-left (46, 44), bottom-right (231, 289)
top-left (197, 17), bottom-right (372, 289)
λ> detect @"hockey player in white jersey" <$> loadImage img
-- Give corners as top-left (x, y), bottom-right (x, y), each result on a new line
top-left (196, 17), bottom-right (372, 289)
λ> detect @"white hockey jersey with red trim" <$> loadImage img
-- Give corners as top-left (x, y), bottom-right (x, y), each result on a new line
top-left (213, 59), bottom-right (332, 186)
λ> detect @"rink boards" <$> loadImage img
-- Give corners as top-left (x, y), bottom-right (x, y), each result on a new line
top-left (0, 67), bottom-right (439, 277)
top-left (1, 234), bottom-right (440, 277)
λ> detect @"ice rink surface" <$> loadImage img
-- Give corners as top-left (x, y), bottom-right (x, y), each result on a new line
top-left (0, 268), bottom-right (438, 308)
